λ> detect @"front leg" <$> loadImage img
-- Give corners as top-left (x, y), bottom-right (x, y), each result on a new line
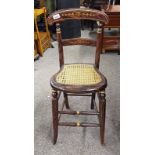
top-left (98, 90), bottom-right (106, 145)
top-left (52, 89), bottom-right (58, 144)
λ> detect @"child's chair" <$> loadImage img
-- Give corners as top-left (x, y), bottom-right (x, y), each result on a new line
top-left (48, 8), bottom-right (108, 145)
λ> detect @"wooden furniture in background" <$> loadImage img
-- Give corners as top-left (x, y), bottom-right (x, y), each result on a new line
top-left (34, 40), bottom-right (39, 60)
top-left (48, 8), bottom-right (108, 145)
top-left (83, 1), bottom-right (120, 52)
top-left (102, 5), bottom-right (120, 51)
top-left (34, 7), bottom-right (52, 56)
top-left (80, 0), bottom-right (108, 30)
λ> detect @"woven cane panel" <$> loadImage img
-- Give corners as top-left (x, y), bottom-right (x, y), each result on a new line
top-left (56, 64), bottom-right (102, 85)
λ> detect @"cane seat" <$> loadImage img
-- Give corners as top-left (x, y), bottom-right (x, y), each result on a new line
top-left (50, 64), bottom-right (107, 93)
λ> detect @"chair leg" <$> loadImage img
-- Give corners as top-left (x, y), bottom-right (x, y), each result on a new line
top-left (99, 91), bottom-right (106, 145)
top-left (63, 92), bottom-right (70, 109)
top-left (91, 92), bottom-right (95, 109)
top-left (52, 89), bottom-right (58, 145)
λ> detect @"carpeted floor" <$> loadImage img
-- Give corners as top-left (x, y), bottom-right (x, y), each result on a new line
top-left (34, 30), bottom-right (120, 155)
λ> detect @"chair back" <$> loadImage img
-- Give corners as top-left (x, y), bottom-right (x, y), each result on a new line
top-left (48, 8), bottom-right (108, 68)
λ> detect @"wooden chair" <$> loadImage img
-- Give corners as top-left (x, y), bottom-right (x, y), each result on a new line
top-left (34, 7), bottom-right (52, 56)
top-left (48, 8), bottom-right (109, 145)
top-left (34, 40), bottom-right (39, 60)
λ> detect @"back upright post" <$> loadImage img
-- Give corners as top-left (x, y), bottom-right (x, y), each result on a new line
top-left (95, 22), bottom-right (104, 69)
top-left (56, 23), bottom-right (64, 67)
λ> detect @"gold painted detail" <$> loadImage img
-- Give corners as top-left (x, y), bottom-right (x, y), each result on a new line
top-left (62, 12), bottom-right (96, 18)
top-left (77, 121), bottom-right (80, 127)
top-left (97, 21), bottom-right (102, 26)
top-left (76, 111), bottom-right (80, 115)
top-left (52, 89), bottom-right (57, 97)
top-left (56, 27), bottom-right (61, 32)
top-left (56, 64), bottom-right (102, 85)
top-left (100, 90), bottom-right (105, 94)
top-left (100, 90), bottom-right (105, 97)
top-left (97, 28), bottom-right (102, 33)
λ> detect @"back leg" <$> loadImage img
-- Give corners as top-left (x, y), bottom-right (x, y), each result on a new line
top-left (63, 92), bottom-right (70, 109)
top-left (91, 92), bottom-right (95, 109)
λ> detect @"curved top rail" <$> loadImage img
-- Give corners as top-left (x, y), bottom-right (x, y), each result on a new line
top-left (47, 8), bottom-right (109, 25)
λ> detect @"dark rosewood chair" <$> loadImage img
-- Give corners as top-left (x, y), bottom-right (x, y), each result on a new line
top-left (48, 8), bottom-right (109, 145)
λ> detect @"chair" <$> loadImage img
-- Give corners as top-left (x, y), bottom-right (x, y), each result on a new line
top-left (47, 8), bottom-right (109, 145)
top-left (34, 40), bottom-right (39, 60)
top-left (34, 7), bottom-right (52, 56)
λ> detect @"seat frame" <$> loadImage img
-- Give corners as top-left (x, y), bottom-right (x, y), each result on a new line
top-left (48, 8), bottom-right (109, 145)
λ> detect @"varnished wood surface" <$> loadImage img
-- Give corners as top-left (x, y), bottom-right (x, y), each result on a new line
top-left (48, 8), bottom-right (108, 145)
top-left (104, 5), bottom-right (120, 28)
top-left (103, 5), bottom-right (120, 14)
top-left (98, 91), bottom-right (106, 144)
top-left (52, 91), bottom-right (58, 144)
top-left (34, 7), bottom-right (51, 56)
top-left (102, 5), bottom-right (120, 51)
top-left (59, 122), bottom-right (100, 127)
top-left (58, 110), bottom-right (99, 115)
top-left (56, 23), bottom-right (64, 67)
top-left (48, 8), bottom-right (109, 25)
top-left (62, 38), bottom-right (96, 46)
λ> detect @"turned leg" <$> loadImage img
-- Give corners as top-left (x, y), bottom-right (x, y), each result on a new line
top-left (99, 90), bottom-right (106, 145)
top-left (52, 89), bottom-right (58, 144)
top-left (91, 92), bottom-right (95, 109)
top-left (63, 92), bottom-right (70, 109)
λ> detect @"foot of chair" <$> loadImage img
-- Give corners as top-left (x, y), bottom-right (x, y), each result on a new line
top-left (91, 93), bottom-right (95, 109)
top-left (64, 92), bottom-right (70, 109)
top-left (99, 90), bottom-right (106, 145)
top-left (52, 89), bottom-right (58, 145)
